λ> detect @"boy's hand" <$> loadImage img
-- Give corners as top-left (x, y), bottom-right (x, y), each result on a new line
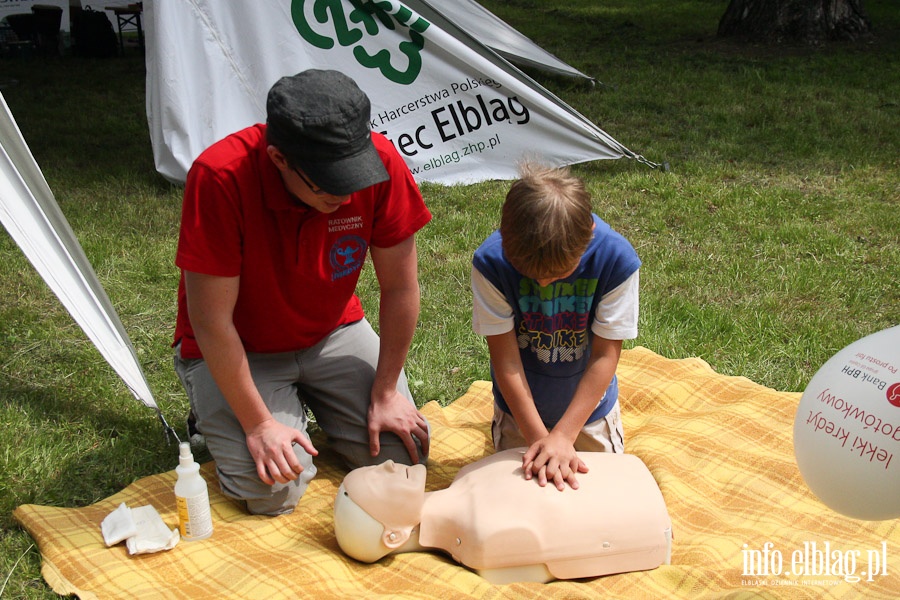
top-left (522, 432), bottom-right (589, 491)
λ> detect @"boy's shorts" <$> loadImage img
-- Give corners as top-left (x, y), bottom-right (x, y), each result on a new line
top-left (491, 401), bottom-right (624, 453)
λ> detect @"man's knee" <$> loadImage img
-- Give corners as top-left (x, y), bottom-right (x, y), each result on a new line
top-left (377, 439), bottom-right (429, 467)
top-left (338, 435), bottom-right (429, 471)
top-left (243, 484), bottom-right (305, 516)
top-left (219, 464), bottom-right (317, 516)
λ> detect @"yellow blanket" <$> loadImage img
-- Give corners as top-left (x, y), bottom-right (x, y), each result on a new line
top-left (14, 347), bottom-right (900, 599)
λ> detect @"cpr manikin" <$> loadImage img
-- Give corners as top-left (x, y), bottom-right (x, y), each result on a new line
top-left (334, 449), bottom-right (672, 584)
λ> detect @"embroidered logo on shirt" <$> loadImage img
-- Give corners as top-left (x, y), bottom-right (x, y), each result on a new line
top-left (330, 235), bottom-right (368, 281)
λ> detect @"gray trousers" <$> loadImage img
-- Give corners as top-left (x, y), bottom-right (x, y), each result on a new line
top-left (174, 318), bottom-right (427, 515)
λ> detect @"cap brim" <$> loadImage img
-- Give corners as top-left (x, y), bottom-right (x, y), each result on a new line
top-left (295, 144), bottom-right (390, 196)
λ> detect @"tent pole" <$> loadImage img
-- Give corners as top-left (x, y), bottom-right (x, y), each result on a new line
top-left (157, 411), bottom-right (181, 445)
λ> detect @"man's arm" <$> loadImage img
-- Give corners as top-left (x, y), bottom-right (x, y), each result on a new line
top-left (367, 235), bottom-right (429, 462)
top-left (184, 270), bottom-right (317, 485)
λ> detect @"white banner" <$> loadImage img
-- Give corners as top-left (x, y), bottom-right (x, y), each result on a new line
top-left (146, 0), bottom-right (642, 185)
top-left (425, 0), bottom-right (593, 81)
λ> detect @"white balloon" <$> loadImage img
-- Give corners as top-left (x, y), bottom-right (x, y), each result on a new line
top-left (793, 325), bottom-right (900, 520)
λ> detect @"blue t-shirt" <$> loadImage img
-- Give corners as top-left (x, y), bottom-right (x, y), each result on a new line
top-left (472, 214), bottom-right (640, 427)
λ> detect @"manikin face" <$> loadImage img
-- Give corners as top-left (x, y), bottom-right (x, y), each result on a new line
top-left (367, 459), bottom-right (426, 485)
top-left (343, 461), bottom-right (427, 527)
top-left (337, 461), bottom-right (427, 554)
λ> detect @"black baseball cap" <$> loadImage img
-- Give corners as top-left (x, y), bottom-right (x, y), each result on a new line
top-left (266, 70), bottom-right (389, 195)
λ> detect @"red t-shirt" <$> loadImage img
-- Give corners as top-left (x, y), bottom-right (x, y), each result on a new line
top-left (173, 124), bottom-right (431, 359)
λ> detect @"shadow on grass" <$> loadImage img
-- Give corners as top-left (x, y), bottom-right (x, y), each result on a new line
top-left (0, 375), bottom-right (174, 522)
top-left (0, 53), bottom-right (165, 188)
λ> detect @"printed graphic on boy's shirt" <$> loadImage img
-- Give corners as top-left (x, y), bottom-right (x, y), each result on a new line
top-left (516, 277), bottom-right (599, 364)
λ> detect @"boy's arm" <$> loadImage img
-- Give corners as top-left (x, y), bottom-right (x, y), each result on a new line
top-left (524, 336), bottom-right (623, 490)
top-left (472, 266), bottom-right (546, 441)
top-left (488, 330), bottom-right (592, 491)
top-left (486, 331), bottom-right (550, 445)
top-left (475, 267), bottom-right (586, 489)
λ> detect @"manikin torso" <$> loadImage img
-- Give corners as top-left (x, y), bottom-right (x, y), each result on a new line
top-left (334, 449), bottom-right (672, 584)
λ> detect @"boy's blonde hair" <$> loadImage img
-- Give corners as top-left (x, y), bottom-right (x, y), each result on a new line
top-left (500, 163), bottom-right (593, 279)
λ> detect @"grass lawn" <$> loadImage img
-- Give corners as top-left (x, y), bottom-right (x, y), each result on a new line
top-left (1, 1), bottom-right (897, 597)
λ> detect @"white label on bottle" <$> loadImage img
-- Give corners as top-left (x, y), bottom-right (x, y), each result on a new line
top-left (177, 490), bottom-right (213, 539)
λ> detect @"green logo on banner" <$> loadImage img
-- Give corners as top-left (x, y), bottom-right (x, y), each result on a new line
top-left (291, 0), bottom-right (430, 85)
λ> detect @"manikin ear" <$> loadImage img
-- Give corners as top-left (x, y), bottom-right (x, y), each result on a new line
top-left (381, 527), bottom-right (413, 549)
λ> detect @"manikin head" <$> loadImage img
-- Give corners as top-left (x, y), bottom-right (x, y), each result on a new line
top-left (334, 461), bottom-right (427, 562)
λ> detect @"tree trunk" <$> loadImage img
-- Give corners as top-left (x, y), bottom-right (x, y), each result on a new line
top-left (718, 0), bottom-right (872, 44)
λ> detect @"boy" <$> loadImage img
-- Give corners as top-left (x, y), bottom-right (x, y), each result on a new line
top-left (471, 163), bottom-right (640, 492)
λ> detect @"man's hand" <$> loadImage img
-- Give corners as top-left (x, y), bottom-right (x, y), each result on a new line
top-left (245, 418), bottom-right (318, 485)
top-left (522, 431), bottom-right (589, 491)
top-left (367, 389), bottom-right (429, 463)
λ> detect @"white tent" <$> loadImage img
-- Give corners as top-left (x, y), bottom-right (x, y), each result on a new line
top-left (1, 1), bottom-right (656, 434)
top-left (421, 0), bottom-right (594, 82)
top-left (146, 0), bottom-right (656, 185)
top-left (0, 93), bottom-right (177, 440)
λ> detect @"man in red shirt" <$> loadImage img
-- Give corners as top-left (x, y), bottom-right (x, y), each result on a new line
top-left (173, 70), bottom-right (432, 515)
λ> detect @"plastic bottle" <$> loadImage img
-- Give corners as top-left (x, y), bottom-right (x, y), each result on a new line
top-left (175, 441), bottom-right (213, 541)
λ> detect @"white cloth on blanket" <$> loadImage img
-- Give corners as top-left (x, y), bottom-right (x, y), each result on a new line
top-left (101, 502), bottom-right (179, 555)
